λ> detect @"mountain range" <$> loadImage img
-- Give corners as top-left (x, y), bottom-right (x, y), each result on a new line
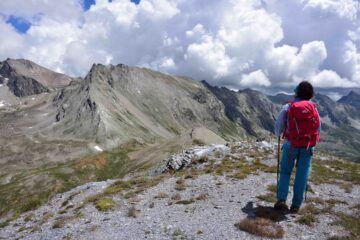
top-left (0, 58), bottom-right (359, 218)
top-left (1, 58), bottom-right (360, 161)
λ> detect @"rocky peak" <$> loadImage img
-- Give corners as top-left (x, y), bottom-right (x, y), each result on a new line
top-left (2, 58), bottom-right (72, 89)
top-left (338, 91), bottom-right (360, 108)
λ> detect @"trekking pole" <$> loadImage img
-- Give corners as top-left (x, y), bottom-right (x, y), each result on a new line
top-left (277, 136), bottom-right (280, 187)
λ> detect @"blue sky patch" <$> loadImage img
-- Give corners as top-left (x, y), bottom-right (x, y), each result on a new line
top-left (83, 0), bottom-right (140, 11)
top-left (6, 15), bottom-right (31, 34)
top-left (83, 0), bottom-right (96, 10)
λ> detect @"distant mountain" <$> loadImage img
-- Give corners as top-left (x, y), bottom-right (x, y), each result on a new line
top-left (338, 91), bottom-right (360, 108)
top-left (267, 93), bottom-right (293, 105)
top-left (0, 58), bottom-right (72, 97)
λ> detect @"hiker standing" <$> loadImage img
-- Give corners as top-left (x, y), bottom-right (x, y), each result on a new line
top-left (274, 81), bottom-right (321, 213)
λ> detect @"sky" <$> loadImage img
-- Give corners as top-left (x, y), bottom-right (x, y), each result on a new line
top-left (0, 0), bottom-right (359, 95)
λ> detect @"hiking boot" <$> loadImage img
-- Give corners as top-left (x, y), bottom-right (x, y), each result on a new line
top-left (290, 205), bottom-right (300, 213)
top-left (274, 200), bottom-right (288, 211)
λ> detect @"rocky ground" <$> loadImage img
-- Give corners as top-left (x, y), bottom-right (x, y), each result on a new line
top-left (0, 141), bottom-right (359, 240)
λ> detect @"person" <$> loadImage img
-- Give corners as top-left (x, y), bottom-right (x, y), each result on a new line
top-left (273, 81), bottom-right (321, 213)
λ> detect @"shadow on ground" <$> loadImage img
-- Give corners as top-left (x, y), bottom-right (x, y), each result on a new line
top-left (242, 201), bottom-right (289, 222)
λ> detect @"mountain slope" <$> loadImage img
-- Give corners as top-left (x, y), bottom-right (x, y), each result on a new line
top-left (0, 59), bottom-right (72, 97)
top-left (338, 91), bottom-right (360, 108)
top-left (49, 63), bottom-right (241, 148)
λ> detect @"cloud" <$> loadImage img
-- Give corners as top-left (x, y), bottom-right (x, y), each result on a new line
top-left (303, 0), bottom-right (360, 20)
top-left (0, 0), bottom-right (359, 91)
top-left (343, 40), bottom-right (360, 84)
top-left (240, 70), bottom-right (271, 87)
top-left (0, 19), bottom-right (25, 58)
top-left (310, 69), bottom-right (357, 88)
top-left (0, 0), bottom-right (82, 21)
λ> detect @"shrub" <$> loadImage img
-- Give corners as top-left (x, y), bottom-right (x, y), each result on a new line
top-left (95, 198), bottom-right (114, 211)
top-left (175, 199), bottom-right (195, 205)
top-left (196, 193), bottom-right (208, 201)
top-left (127, 206), bottom-right (140, 218)
top-left (235, 218), bottom-right (284, 239)
top-left (19, 198), bottom-right (42, 213)
top-left (171, 193), bottom-right (181, 201)
top-left (154, 192), bottom-right (169, 199)
top-left (296, 214), bottom-right (317, 227)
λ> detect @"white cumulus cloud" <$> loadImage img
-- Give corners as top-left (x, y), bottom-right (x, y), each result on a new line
top-left (0, 0), bottom-right (359, 91)
top-left (311, 69), bottom-right (357, 87)
top-left (303, 0), bottom-right (360, 20)
top-left (241, 70), bottom-right (271, 87)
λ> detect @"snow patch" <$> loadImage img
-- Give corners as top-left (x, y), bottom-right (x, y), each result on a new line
top-left (0, 101), bottom-right (6, 108)
top-left (137, 90), bottom-right (141, 94)
top-left (94, 145), bottom-right (103, 152)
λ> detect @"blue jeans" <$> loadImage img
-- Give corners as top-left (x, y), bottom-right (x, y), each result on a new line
top-left (277, 141), bottom-right (313, 207)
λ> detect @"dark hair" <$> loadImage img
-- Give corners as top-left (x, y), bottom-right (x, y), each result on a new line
top-left (295, 81), bottom-right (314, 100)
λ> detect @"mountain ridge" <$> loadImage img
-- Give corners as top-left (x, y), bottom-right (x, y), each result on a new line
top-left (0, 59), bottom-right (359, 223)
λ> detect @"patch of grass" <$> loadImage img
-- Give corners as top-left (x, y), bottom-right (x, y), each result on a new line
top-left (296, 214), bottom-right (317, 227)
top-left (296, 203), bottom-right (333, 227)
top-left (154, 192), bottom-right (169, 199)
top-left (327, 236), bottom-right (353, 240)
top-left (310, 159), bottom-right (360, 185)
top-left (235, 218), bottom-right (284, 239)
top-left (352, 204), bottom-right (360, 211)
top-left (127, 206), bottom-right (140, 218)
top-left (174, 179), bottom-right (186, 191)
top-left (105, 176), bottom-right (164, 197)
top-left (339, 183), bottom-right (353, 193)
top-left (299, 204), bottom-right (321, 215)
top-left (214, 151), bottom-right (223, 158)
top-left (193, 155), bottom-right (209, 164)
top-left (95, 198), bottom-right (115, 211)
top-left (18, 226), bottom-right (29, 232)
top-left (196, 193), bottom-right (208, 201)
top-left (19, 198), bottom-right (42, 213)
top-left (38, 212), bottom-right (54, 225)
top-left (172, 228), bottom-right (186, 239)
top-left (267, 184), bottom-right (277, 193)
top-left (0, 221), bottom-right (9, 228)
top-left (58, 209), bottom-right (67, 214)
top-left (171, 193), bottom-right (181, 201)
top-left (24, 213), bottom-right (34, 222)
top-left (192, 139), bottom-right (205, 146)
top-left (52, 216), bottom-right (75, 229)
top-left (256, 193), bottom-right (276, 203)
top-left (0, 140), bottom-right (143, 219)
top-left (196, 193), bottom-right (209, 201)
top-left (332, 212), bottom-right (360, 238)
top-left (175, 199), bottom-right (195, 205)
top-left (307, 197), bottom-right (325, 205)
top-left (326, 199), bottom-right (347, 206)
